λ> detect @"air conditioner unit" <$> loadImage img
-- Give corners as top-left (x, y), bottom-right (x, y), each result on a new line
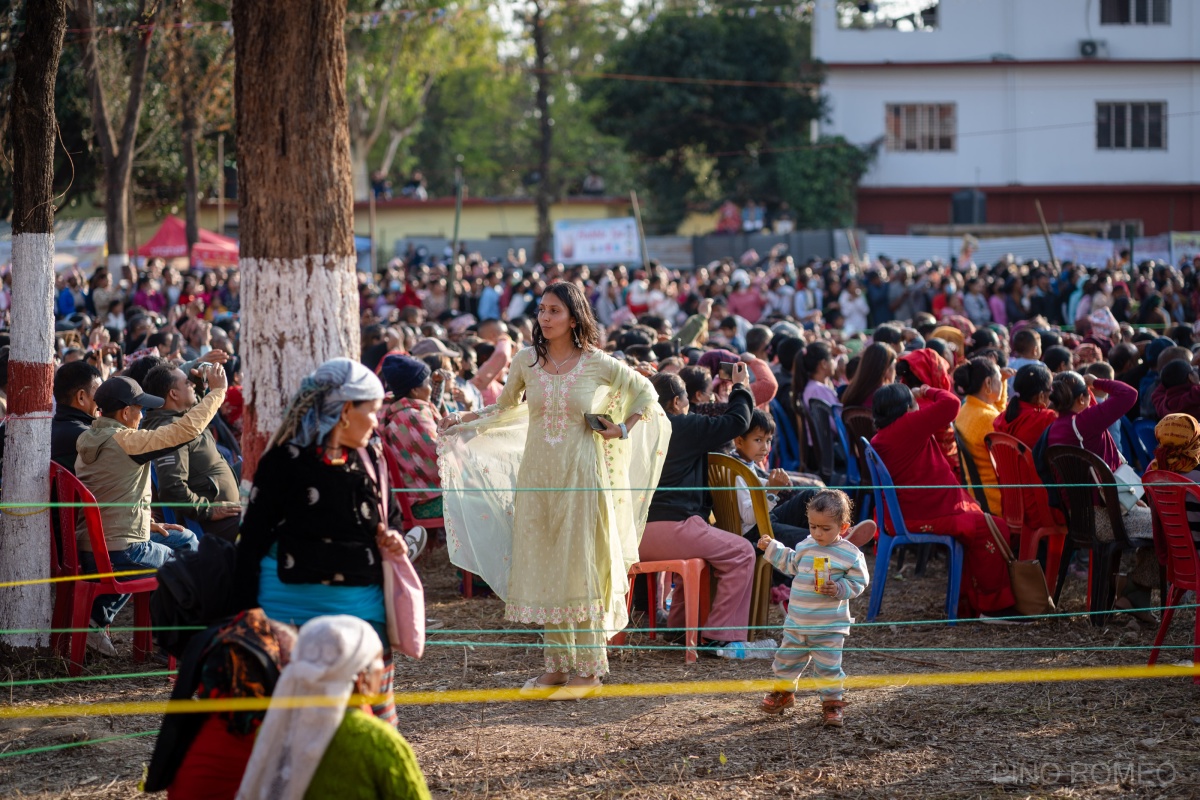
top-left (1079, 39), bottom-right (1109, 59)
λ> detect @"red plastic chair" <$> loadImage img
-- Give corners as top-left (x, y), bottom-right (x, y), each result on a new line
top-left (380, 444), bottom-right (483, 598)
top-left (984, 432), bottom-right (1067, 595)
top-left (1141, 471), bottom-right (1200, 684)
top-left (611, 559), bottom-right (711, 663)
top-left (50, 463), bottom-right (159, 675)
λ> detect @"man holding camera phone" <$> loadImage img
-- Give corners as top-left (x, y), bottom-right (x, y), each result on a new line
top-left (75, 365), bottom-right (230, 656)
top-left (140, 362), bottom-right (242, 541)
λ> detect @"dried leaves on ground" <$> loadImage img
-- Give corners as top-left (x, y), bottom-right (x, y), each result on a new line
top-left (2, 546), bottom-right (1198, 798)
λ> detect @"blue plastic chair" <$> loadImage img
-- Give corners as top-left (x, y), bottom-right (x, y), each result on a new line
top-left (1133, 418), bottom-right (1158, 465)
top-left (150, 464), bottom-right (205, 537)
top-left (768, 398), bottom-right (800, 472)
top-left (832, 408), bottom-right (860, 488)
top-left (862, 439), bottom-right (964, 624)
top-left (1118, 416), bottom-right (1152, 474)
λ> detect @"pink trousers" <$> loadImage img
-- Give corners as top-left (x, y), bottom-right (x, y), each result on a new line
top-left (640, 516), bottom-right (755, 642)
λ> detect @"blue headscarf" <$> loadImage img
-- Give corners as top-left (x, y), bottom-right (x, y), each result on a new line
top-left (284, 357), bottom-right (384, 449)
top-left (379, 354), bottom-right (431, 399)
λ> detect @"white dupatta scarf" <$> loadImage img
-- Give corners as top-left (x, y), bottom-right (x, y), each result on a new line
top-left (236, 616), bottom-right (382, 800)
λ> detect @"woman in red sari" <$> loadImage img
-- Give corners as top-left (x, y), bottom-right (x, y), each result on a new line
top-left (870, 383), bottom-right (1017, 619)
top-left (895, 348), bottom-right (960, 478)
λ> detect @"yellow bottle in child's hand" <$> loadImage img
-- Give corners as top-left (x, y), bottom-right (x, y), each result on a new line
top-left (813, 557), bottom-right (830, 591)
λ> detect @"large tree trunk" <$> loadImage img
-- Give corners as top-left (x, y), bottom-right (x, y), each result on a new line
top-left (531, 1), bottom-right (554, 263)
top-left (1, 0), bottom-right (67, 651)
top-left (233, 0), bottom-right (360, 480)
top-left (76, 0), bottom-right (159, 281)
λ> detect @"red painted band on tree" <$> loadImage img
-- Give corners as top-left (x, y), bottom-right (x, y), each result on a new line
top-left (7, 362), bottom-right (54, 416)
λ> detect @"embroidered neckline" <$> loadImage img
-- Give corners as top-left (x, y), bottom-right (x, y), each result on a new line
top-left (538, 347), bottom-right (590, 378)
top-left (537, 349), bottom-right (589, 445)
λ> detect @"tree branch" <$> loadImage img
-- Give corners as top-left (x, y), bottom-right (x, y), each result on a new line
top-left (363, 27), bottom-right (410, 152)
top-left (114, 0), bottom-right (161, 176)
top-left (75, 0), bottom-right (118, 164)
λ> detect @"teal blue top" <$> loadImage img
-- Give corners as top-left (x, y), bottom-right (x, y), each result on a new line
top-left (259, 550), bottom-right (387, 642)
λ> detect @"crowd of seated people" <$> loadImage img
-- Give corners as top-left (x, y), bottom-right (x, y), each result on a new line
top-left (14, 245), bottom-right (1200, 790)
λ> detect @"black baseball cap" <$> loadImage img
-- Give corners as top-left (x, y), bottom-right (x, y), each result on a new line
top-left (94, 376), bottom-right (165, 414)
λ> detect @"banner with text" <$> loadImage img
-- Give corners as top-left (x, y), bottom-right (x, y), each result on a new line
top-left (1172, 232), bottom-right (1200, 264)
top-left (554, 218), bottom-right (640, 265)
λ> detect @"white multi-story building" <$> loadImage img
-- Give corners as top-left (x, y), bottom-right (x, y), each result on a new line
top-left (813, 0), bottom-right (1200, 235)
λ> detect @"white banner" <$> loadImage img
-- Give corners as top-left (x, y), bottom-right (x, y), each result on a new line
top-left (1050, 233), bottom-right (1115, 267)
top-left (554, 218), bottom-right (640, 265)
top-left (1171, 232), bottom-right (1200, 264)
top-left (1130, 234), bottom-right (1172, 264)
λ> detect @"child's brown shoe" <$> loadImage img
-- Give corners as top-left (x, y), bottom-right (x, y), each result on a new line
top-left (821, 699), bottom-right (846, 727)
top-left (760, 691), bottom-right (795, 715)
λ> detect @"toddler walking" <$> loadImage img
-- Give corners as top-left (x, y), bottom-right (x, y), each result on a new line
top-left (757, 489), bottom-right (869, 727)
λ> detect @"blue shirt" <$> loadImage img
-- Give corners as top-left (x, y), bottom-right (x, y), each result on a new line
top-left (478, 286), bottom-right (503, 321)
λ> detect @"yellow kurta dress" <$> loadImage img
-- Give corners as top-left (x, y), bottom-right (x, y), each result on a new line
top-left (438, 347), bottom-right (669, 645)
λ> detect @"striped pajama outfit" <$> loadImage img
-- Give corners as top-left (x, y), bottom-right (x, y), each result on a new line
top-left (764, 537), bottom-right (869, 701)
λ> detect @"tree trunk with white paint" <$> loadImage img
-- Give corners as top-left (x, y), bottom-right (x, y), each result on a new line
top-left (233, 0), bottom-right (360, 480)
top-left (1, 0), bottom-right (67, 651)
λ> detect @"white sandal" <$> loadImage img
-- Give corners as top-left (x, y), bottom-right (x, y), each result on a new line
top-left (518, 675), bottom-right (568, 699)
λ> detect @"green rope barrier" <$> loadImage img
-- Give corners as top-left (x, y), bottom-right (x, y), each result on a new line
top-left (0, 729), bottom-right (159, 760)
top-left (3, 603), bottom-right (1195, 637)
top-left (0, 670), bottom-right (175, 689)
top-left (423, 640), bottom-right (1200, 653)
top-left (0, 645), bottom-right (1189, 691)
top-left (0, 478), bottom-right (1179, 507)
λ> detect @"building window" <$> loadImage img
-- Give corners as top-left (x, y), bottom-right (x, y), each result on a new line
top-left (885, 104), bottom-right (956, 152)
top-left (1100, 0), bottom-right (1170, 24)
top-left (1096, 102), bottom-right (1166, 150)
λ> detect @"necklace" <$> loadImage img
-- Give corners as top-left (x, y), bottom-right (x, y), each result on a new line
top-left (545, 347), bottom-right (581, 374)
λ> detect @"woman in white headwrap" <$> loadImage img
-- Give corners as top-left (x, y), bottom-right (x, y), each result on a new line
top-left (236, 616), bottom-right (430, 800)
top-left (235, 358), bottom-right (416, 726)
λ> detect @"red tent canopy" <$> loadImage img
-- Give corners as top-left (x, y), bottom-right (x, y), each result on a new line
top-left (137, 215), bottom-right (239, 267)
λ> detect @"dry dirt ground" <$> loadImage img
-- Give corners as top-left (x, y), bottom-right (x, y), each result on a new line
top-left (2, 546), bottom-right (1198, 799)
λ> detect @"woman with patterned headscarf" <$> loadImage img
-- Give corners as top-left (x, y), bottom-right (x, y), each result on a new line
top-left (235, 358), bottom-right (420, 726)
top-left (1148, 413), bottom-right (1200, 543)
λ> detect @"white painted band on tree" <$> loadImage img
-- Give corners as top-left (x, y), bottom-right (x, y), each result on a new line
top-left (240, 254), bottom-right (361, 438)
top-left (0, 413), bottom-right (54, 648)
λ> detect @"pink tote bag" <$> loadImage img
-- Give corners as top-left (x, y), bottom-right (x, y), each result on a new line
top-left (359, 448), bottom-right (425, 659)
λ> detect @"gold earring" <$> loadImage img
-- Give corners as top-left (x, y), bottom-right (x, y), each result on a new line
top-left (339, 418), bottom-right (351, 429)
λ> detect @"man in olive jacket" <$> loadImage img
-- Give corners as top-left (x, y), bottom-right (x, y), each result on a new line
top-left (75, 366), bottom-right (227, 656)
top-left (141, 364), bottom-right (241, 541)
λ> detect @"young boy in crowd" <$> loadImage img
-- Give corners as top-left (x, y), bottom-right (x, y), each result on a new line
top-left (1007, 328), bottom-right (1042, 389)
top-left (730, 410), bottom-right (872, 549)
top-left (757, 489), bottom-right (870, 727)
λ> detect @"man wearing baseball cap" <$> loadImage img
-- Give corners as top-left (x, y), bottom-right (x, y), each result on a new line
top-left (75, 365), bottom-right (229, 657)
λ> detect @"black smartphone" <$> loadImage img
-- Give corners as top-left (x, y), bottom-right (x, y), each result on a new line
top-left (719, 361), bottom-right (737, 380)
top-left (584, 413), bottom-right (613, 432)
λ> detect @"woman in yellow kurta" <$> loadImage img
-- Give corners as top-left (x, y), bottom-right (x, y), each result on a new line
top-left (437, 283), bottom-right (669, 698)
top-left (952, 356), bottom-right (1012, 514)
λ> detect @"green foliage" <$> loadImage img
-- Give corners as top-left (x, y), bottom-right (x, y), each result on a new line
top-left (408, 0), bottom-right (637, 200)
top-left (0, 2), bottom-right (102, 218)
top-left (775, 135), bottom-right (877, 229)
top-left (585, 6), bottom-right (823, 232)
